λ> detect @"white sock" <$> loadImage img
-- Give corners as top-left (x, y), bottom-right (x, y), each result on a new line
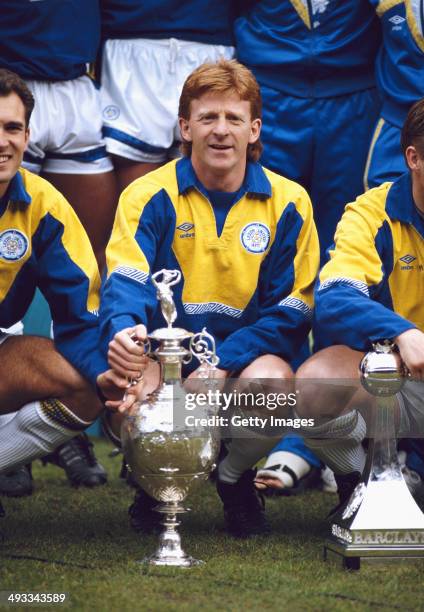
top-left (218, 434), bottom-right (280, 484)
top-left (304, 410), bottom-right (366, 475)
top-left (0, 400), bottom-right (93, 473)
top-left (256, 451), bottom-right (311, 487)
top-left (0, 411), bottom-right (18, 428)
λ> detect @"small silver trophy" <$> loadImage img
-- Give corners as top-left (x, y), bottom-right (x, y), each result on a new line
top-left (324, 341), bottom-right (424, 569)
top-left (121, 269), bottom-right (220, 567)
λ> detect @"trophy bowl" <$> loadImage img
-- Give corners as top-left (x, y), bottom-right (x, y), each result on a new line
top-left (121, 397), bottom-right (220, 504)
top-left (360, 341), bottom-right (406, 396)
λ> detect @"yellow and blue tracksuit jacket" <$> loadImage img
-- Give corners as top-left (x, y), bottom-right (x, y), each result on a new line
top-left (0, 169), bottom-right (107, 384)
top-left (101, 157), bottom-right (319, 372)
top-left (234, 0), bottom-right (381, 98)
top-left (371, 0), bottom-right (424, 128)
top-left (314, 172), bottom-right (423, 350)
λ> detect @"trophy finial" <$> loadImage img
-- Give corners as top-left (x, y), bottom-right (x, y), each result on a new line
top-left (151, 269), bottom-right (181, 328)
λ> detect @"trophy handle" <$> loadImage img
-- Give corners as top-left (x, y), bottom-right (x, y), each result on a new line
top-left (190, 328), bottom-right (220, 379)
top-left (129, 334), bottom-right (151, 358)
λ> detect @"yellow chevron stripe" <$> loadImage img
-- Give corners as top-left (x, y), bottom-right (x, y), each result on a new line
top-left (376, 0), bottom-right (403, 17)
top-left (405, 0), bottom-right (424, 51)
top-left (363, 118), bottom-right (385, 192)
top-left (289, 0), bottom-right (311, 29)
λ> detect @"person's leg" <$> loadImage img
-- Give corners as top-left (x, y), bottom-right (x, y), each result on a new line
top-left (396, 382), bottom-right (424, 497)
top-left (295, 346), bottom-right (371, 480)
top-left (254, 433), bottom-right (322, 493)
top-left (216, 355), bottom-right (293, 536)
top-left (363, 118), bottom-right (407, 190)
top-left (41, 171), bottom-right (117, 272)
top-left (217, 355), bottom-right (294, 483)
top-left (111, 156), bottom-right (163, 193)
top-left (0, 335), bottom-right (98, 417)
top-left (100, 38), bottom-right (174, 193)
top-left (259, 85), bottom-right (313, 189)
top-left (24, 77), bottom-right (118, 272)
top-left (0, 335), bottom-right (102, 473)
top-left (311, 89), bottom-right (381, 260)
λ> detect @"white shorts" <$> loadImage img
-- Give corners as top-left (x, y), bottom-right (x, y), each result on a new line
top-left (0, 322), bottom-right (24, 345)
top-left (23, 76), bottom-right (113, 175)
top-left (101, 38), bottom-right (235, 163)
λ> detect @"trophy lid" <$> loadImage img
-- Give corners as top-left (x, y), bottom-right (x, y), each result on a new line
top-left (149, 327), bottom-right (193, 342)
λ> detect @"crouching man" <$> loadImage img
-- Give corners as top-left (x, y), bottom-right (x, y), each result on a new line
top-left (0, 69), bottom-right (121, 510)
top-left (296, 99), bottom-right (424, 509)
top-left (99, 60), bottom-right (319, 537)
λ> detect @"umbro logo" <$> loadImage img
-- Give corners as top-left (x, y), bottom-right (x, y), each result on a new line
top-left (389, 15), bottom-right (405, 26)
top-left (399, 254), bottom-right (416, 264)
top-left (177, 222), bottom-right (194, 232)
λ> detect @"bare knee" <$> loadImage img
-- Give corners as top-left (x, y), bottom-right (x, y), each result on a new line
top-left (239, 354), bottom-right (294, 379)
top-left (295, 346), bottom-right (363, 419)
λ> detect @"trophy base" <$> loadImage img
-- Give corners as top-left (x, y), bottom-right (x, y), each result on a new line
top-left (324, 538), bottom-right (424, 570)
top-left (141, 554), bottom-right (203, 568)
top-left (139, 501), bottom-right (203, 568)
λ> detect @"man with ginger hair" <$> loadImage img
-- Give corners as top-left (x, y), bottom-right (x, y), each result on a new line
top-left (99, 60), bottom-right (320, 537)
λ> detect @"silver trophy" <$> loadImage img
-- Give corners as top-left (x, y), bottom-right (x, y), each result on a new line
top-left (324, 341), bottom-right (424, 569)
top-left (121, 269), bottom-right (221, 567)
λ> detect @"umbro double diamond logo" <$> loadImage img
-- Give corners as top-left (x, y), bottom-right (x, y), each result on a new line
top-left (177, 223), bottom-right (194, 232)
top-left (389, 15), bottom-right (405, 26)
top-left (399, 254), bottom-right (416, 265)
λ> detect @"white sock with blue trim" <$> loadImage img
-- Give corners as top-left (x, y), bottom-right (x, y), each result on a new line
top-left (0, 400), bottom-right (93, 473)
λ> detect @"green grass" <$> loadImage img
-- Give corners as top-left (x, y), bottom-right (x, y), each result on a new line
top-left (0, 440), bottom-right (423, 612)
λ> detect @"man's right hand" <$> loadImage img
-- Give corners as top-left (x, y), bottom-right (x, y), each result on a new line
top-left (395, 328), bottom-right (424, 380)
top-left (96, 369), bottom-right (144, 412)
top-left (108, 324), bottom-right (148, 379)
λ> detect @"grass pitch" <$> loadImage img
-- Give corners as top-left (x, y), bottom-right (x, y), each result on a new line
top-left (0, 440), bottom-right (423, 612)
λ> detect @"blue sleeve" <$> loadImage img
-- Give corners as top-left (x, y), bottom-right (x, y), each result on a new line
top-left (314, 186), bottom-right (416, 351)
top-left (314, 281), bottom-right (415, 351)
top-left (216, 200), bottom-right (319, 371)
top-left (100, 186), bottom-right (171, 356)
top-left (35, 211), bottom-right (108, 385)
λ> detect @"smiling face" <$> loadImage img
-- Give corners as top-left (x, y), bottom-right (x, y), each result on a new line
top-left (0, 93), bottom-right (29, 198)
top-left (179, 92), bottom-right (261, 191)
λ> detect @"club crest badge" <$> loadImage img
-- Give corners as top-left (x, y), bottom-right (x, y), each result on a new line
top-left (103, 105), bottom-right (120, 121)
top-left (240, 222), bottom-right (270, 254)
top-left (0, 229), bottom-right (29, 262)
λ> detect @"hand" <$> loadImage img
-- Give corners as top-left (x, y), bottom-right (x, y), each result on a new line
top-left (395, 328), bottom-right (424, 380)
top-left (96, 369), bottom-right (144, 412)
top-left (108, 324), bottom-right (148, 378)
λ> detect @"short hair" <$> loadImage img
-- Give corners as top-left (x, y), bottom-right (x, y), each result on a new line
top-left (0, 69), bottom-right (34, 127)
top-left (401, 98), bottom-right (424, 158)
top-left (178, 59), bottom-right (263, 162)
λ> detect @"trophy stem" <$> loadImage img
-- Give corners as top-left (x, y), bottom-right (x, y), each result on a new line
top-left (325, 395), bottom-right (424, 569)
top-left (365, 396), bottom-right (400, 482)
top-left (142, 502), bottom-right (203, 568)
